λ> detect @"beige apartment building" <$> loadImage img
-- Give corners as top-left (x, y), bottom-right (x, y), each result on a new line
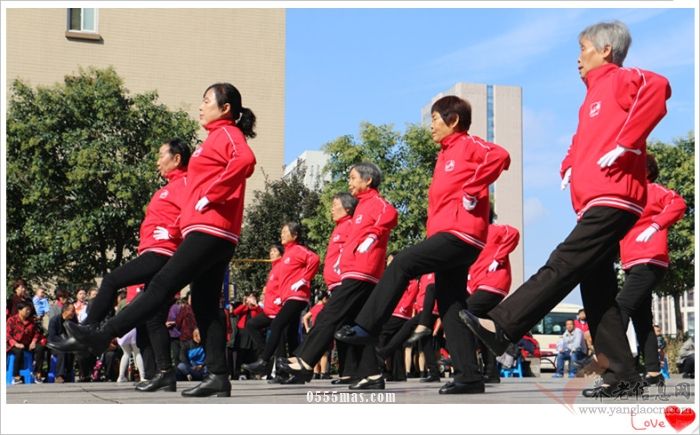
top-left (422, 83), bottom-right (525, 289)
top-left (5, 7), bottom-right (286, 199)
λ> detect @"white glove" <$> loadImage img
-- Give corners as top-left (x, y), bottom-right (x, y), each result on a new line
top-left (153, 226), bottom-right (171, 240)
top-left (291, 279), bottom-right (306, 291)
top-left (195, 196), bottom-right (210, 212)
top-left (462, 194), bottom-right (477, 211)
top-left (273, 297), bottom-right (282, 305)
top-left (636, 225), bottom-right (658, 243)
top-left (561, 168), bottom-right (572, 190)
top-left (597, 145), bottom-right (642, 168)
top-left (488, 260), bottom-right (500, 272)
top-left (357, 236), bottom-right (376, 253)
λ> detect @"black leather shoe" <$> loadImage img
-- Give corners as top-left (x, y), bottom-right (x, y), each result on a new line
top-left (404, 328), bottom-right (432, 346)
top-left (331, 377), bottom-right (354, 385)
top-left (54, 322), bottom-right (111, 356)
top-left (281, 374), bottom-right (308, 385)
top-left (349, 376), bottom-right (385, 390)
top-left (241, 358), bottom-right (268, 375)
top-left (320, 373), bottom-right (331, 380)
top-left (334, 325), bottom-right (377, 346)
top-left (181, 373), bottom-right (231, 397)
top-left (65, 322), bottom-right (97, 339)
top-left (276, 357), bottom-right (313, 382)
top-left (643, 374), bottom-right (665, 387)
top-left (48, 336), bottom-right (89, 353)
top-left (136, 368), bottom-right (176, 392)
top-left (458, 310), bottom-right (510, 356)
top-left (420, 373), bottom-right (441, 383)
top-left (439, 380), bottom-right (485, 394)
top-left (484, 376), bottom-right (501, 384)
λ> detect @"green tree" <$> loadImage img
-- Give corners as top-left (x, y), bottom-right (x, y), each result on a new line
top-left (7, 67), bottom-right (199, 288)
top-left (648, 134), bottom-right (695, 338)
top-left (304, 122), bottom-right (437, 280)
top-left (232, 169), bottom-right (321, 297)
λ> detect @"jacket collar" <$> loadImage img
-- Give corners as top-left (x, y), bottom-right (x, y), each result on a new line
top-left (165, 167), bottom-right (187, 182)
top-left (335, 215), bottom-right (352, 225)
top-left (355, 188), bottom-right (379, 201)
top-left (204, 118), bottom-right (235, 132)
top-left (583, 63), bottom-right (618, 89)
top-left (440, 131), bottom-right (467, 150)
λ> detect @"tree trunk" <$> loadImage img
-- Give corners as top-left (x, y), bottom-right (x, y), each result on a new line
top-left (672, 292), bottom-right (685, 340)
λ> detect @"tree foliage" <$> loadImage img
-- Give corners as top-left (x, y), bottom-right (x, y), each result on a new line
top-left (648, 134), bottom-right (695, 336)
top-left (7, 67), bottom-right (199, 288)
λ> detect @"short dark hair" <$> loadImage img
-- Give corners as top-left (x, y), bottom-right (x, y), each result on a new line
top-left (55, 288), bottom-right (67, 300)
top-left (333, 192), bottom-right (358, 216)
top-left (204, 83), bottom-right (257, 138)
top-left (350, 162), bottom-right (382, 189)
top-left (431, 95), bottom-right (472, 132)
top-left (284, 221), bottom-right (303, 242)
top-left (578, 309), bottom-right (585, 314)
top-left (16, 301), bottom-right (30, 312)
top-left (646, 153), bottom-right (659, 182)
top-left (62, 303), bottom-right (75, 314)
top-left (166, 138), bottom-right (192, 169)
top-left (270, 243), bottom-right (285, 256)
top-left (14, 279), bottom-right (27, 289)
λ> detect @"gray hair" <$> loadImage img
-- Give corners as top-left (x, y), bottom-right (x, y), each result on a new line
top-left (333, 191), bottom-right (358, 216)
top-left (350, 162), bottom-right (382, 189)
top-left (579, 20), bottom-right (632, 66)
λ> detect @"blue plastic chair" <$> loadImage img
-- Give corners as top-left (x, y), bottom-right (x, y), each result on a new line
top-left (6, 351), bottom-right (35, 385)
top-left (661, 356), bottom-right (671, 379)
top-left (500, 357), bottom-right (523, 378)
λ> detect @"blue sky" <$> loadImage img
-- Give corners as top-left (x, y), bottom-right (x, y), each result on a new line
top-left (285, 8), bottom-right (696, 305)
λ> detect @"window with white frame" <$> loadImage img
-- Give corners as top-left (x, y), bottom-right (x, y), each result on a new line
top-left (67, 8), bottom-right (97, 33)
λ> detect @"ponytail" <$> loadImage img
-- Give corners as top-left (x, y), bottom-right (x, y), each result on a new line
top-left (238, 107), bottom-right (257, 139)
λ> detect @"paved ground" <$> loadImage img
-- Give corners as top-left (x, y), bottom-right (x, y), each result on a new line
top-left (5, 376), bottom-right (695, 405)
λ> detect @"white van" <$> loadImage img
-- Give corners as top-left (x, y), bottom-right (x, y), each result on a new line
top-left (530, 303), bottom-right (583, 371)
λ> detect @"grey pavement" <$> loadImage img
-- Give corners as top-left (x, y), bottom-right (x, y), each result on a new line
top-left (5, 376), bottom-right (695, 405)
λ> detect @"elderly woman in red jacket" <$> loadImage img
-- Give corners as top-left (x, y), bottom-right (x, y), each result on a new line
top-left (334, 96), bottom-right (511, 394)
top-left (52, 82), bottom-right (257, 398)
top-left (616, 154), bottom-right (686, 386)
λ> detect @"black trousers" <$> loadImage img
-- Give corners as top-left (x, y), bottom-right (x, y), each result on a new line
top-left (245, 313), bottom-right (273, 357)
top-left (260, 300), bottom-right (306, 361)
top-left (417, 284), bottom-right (437, 327)
top-left (52, 350), bottom-right (75, 379)
top-left (352, 233), bottom-right (481, 382)
top-left (378, 316), bottom-right (408, 380)
top-left (489, 207), bottom-right (639, 385)
top-left (297, 279), bottom-right (376, 378)
top-left (85, 251), bottom-right (174, 372)
top-left (467, 289), bottom-right (505, 379)
top-left (10, 345), bottom-right (46, 377)
top-left (616, 264), bottom-right (666, 373)
top-left (103, 232), bottom-right (236, 375)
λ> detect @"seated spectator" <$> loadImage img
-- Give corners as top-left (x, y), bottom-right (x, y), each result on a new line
top-left (32, 288), bottom-right (51, 331)
top-left (175, 294), bottom-right (198, 366)
top-left (575, 309), bottom-right (594, 355)
top-left (47, 288), bottom-right (69, 322)
top-left (676, 334), bottom-right (694, 379)
top-left (48, 303), bottom-right (77, 383)
top-left (176, 341), bottom-right (207, 381)
top-left (553, 319), bottom-right (587, 378)
top-left (6, 301), bottom-right (46, 384)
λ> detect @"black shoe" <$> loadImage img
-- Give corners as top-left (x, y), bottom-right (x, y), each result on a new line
top-left (241, 358), bottom-right (268, 375)
top-left (281, 374), bottom-right (308, 385)
top-left (643, 374), bottom-right (665, 387)
top-left (136, 368), bottom-right (176, 392)
top-left (52, 323), bottom-right (111, 356)
top-left (420, 373), bottom-right (441, 383)
top-left (349, 376), bottom-right (385, 390)
top-left (404, 328), bottom-right (432, 346)
top-left (267, 375), bottom-right (285, 384)
top-left (320, 373), bottom-right (331, 380)
top-left (181, 373), bottom-right (231, 397)
top-left (458, 310), bottom-right (510, 356)
top-left (439, 380), bottom-right (485, 394)
top-left (276, 356), bottom-right (314, 382)
top-left (65, 322), bottom-right (97, 339)
top-left (48, 336), bottom-right (90, 354)
top-left (313, 373), bottom-right (321, 380)
top-left (331, 377), bottom-right (354, 385)
top-left (334, 325), bottom-right (377, 346)
top-left (484, 376), bottom-right (501, 384)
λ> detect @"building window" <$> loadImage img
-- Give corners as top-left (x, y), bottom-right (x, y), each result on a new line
top-left (486, 84), bottom-right (495, 143)
top-left (66, 8), bottom-right (101, 41)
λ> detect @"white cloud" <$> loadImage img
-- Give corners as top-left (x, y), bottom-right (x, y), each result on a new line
top-left (524, 197), bottom-right (548, 225)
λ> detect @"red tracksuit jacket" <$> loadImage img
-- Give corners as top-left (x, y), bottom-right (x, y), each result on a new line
top-left (415, 273), bottom-right (438, 315)
top-left (180, 118), bottom-right (256, 244)
top-left (138, 168), bottom-right (187, 256)
top-left (427, 132), bottom-right (510, 248)
top-left (392, 279), bottom-right (419, 320)
top-left (262, 259), bottom-right (283, 318)
top-left (232, 304), bottom-right (262, 329)
top-left (560, 64), bottom-right (671, 220)
top-left (278, 241), bottom-right (320, 304)
top-left (322, 215), bottom-right (352, 291)
top-left (619, 182), bottom-right (686, 270)
top-left (339, 188), bottom-right (398, 284)
top-left (467, 224), bottom-right (520, 297)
